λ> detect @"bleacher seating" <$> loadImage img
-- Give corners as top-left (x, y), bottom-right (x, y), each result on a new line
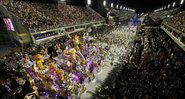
top-left (150, 8), bottom-right (178, 21)
top-left (163, 11), bottom-right (185, 32)
top-left (0, 0), bottom-right (104, 32)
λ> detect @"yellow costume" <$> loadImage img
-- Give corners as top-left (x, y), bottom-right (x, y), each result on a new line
top-left (67, 60), bottom-right (73, 70)
top-left (63, 50), bottom-right (69, 55)
top-left (69, 48), bottom-right (85, 65)
top-left (34, 54), bottom-right (45, 70)
top-left (57, 70), bottom-right (64, 81)
top-left (69, 48), bottom-right (77, 60)
top-left (76, 51), bottom-right (85, 64)
top-left (73, 35), bottom-right (80, 51)
top-left (48, 63), bottom-right (58, 74)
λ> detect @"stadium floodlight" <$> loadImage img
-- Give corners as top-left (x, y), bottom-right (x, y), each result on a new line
top-left (164, 6), bottom-right (166, 9)
top-left (87, 0), bottom-right (91, 5)
top-left (103, 0), bottom-right (106, 6)
top-left (111, 3), bottom-right (113, 8)
top-left (173, 2), bottom-right (176, 7)
top-left (181, 0), bottom-right (184, 5)
top-left (120, 5), bottom-right (122, 9)
top-left (116, 4), bottom-right (119, 9)
top-left (168, 4), bottom-right (170, 8)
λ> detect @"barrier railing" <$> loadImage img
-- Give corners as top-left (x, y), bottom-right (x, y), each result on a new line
top-left (31, 20), bottom-right (105, 44)
top-left (161, 22), bottom-right (185, 52)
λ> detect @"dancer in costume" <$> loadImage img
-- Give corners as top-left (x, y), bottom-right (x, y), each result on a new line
top-left (73, 34), bottom-right (80, 51)
top-left (34, 54), bottom-right (45, 70)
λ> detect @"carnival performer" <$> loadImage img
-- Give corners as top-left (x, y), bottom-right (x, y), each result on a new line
top-left (73, 34), bottom-right (80, 51)
top-left (34, 54), bottom-right (45, 70)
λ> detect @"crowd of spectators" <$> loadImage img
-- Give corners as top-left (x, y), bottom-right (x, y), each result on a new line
top-left (97, 26), bottom-right (185, 98)
top-left (0, 0), bottom-right (104, 32)
top-left (113, 9), bottom-right (134, 18)
top-left (159, 30), bottom-right (185, 67)
top-left (106, 8), bottom-right (135, 21)
top-left (0, 50), bottom-right (33, 98)
top-left (163, 11), bottom-right (185, 32)
top-left (150, 8), bottom-right (178, 21)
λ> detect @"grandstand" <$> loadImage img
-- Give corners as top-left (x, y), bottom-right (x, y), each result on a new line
top-left (163, 11), bottom-right (185, 32)
top-left (106, 8), bottom-right (135, 23)
top-left (0, 0), bottom-right (107, 45)
top-left (0, 0), bottom-right (185, 99)
top-left (1, 0), bottom-right (104, 32)
top-left (149, 8), bottom-right (179, 22)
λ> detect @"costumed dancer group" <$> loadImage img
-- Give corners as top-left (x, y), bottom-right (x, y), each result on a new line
top-left (22, 29), bottom-right (108, 98)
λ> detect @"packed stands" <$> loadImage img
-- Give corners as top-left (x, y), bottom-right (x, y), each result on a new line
top-left (1, 0), bottom-right (185, 98)
top-left (106, 8), bottom-right (135, 21)
top-left (97, 27), bottom-right (185, 98)
top-left (150, 8), bottom-right (179, 21)
top-left (0, 0), bottom-right (104, 32)
top-left (163, 11), bottom-right (185, 32)
top-left (96, 16), bottom-right (185, 98)
top-left (111, 9), bottom-right (134, 18)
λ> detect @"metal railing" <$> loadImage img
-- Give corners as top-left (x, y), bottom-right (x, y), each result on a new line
top-left (31, 20), bottom-right (106, 44)
top-left (161, 23), bottom-right (185, 52)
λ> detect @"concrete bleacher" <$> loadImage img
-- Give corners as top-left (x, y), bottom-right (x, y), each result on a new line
top-left (1, 0), bottom-right (105, 32)
top-left (0, 0), bottom-right (106, 46)
top-left (150, 8), bottom-right (179, 21)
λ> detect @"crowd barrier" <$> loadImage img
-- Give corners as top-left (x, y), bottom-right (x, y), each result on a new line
top-left (161, 22), bottom-right (185, 52)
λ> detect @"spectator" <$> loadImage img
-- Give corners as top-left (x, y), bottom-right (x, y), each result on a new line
top-left (0, 0), bottom-right (104, 32)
